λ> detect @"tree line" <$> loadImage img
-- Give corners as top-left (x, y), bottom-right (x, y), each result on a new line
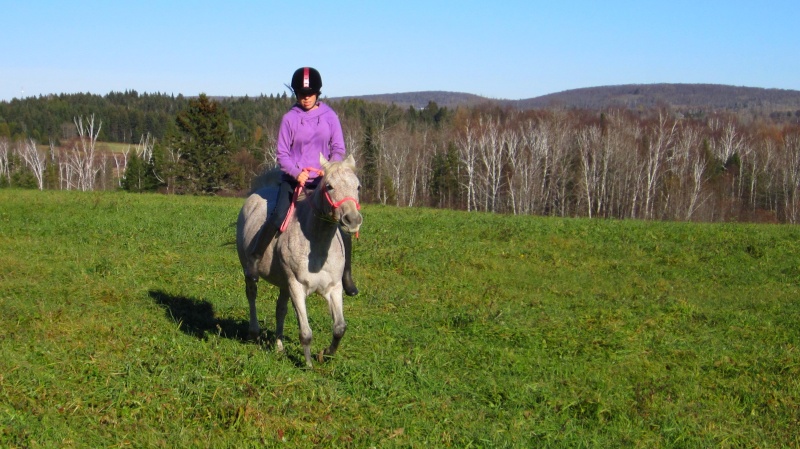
top-left (1, 91), bottom-right (799, 223)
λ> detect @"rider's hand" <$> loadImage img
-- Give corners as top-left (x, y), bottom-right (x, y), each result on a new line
top-left (297, 171), bottom-right (309, 186)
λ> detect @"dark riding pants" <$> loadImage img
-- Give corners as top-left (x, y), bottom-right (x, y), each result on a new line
top-left (269, 173), bottom-right (319, 228)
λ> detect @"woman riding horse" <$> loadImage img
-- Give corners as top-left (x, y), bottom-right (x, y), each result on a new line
top-left (249, 67), bottom-right (358, 296)
top-left (237, 154), bottom-right (362, 367)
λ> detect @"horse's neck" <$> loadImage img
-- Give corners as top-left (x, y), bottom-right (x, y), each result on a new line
top-left (295, 189), bottom-right (337, 239)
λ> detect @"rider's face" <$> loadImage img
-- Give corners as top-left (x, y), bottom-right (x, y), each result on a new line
top-left (296, 92), bottom-right (318, 111)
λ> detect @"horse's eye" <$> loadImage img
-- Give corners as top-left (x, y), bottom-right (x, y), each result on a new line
top-left (326, 183), bottom-right (333, 191)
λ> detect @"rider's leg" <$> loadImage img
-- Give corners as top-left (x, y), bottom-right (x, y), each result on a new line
top-left (341, 230), bottom-right (358, 296)
top-left (248, 176), bottom-right (295, 272)
top-left (249, 220), bottom-right (279, 260)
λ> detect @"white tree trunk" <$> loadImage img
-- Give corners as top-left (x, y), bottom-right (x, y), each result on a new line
top-left (458, 122), bottom-right (478, 212)
top-left (19, 138), bottom-right (47, 190)
top-left (67, 115), bottom-right (102, 191)
top-left (0, 138), bottom-right (12, 184)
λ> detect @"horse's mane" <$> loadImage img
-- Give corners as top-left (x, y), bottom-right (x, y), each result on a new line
top-left (249, 158), bottom-right (356, 193)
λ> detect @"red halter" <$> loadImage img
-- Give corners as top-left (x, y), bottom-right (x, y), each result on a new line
top-left (323, 186), bottom-right (361, 211)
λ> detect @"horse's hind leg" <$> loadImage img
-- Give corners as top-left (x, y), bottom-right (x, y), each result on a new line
top-left (245, 277), bottom-right (260, 340)
top-left (275, 289), bottom-right (290, 353)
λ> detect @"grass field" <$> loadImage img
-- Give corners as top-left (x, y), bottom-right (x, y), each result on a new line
top-left (38, 141), bottom-right (131, 154)
top-left (1, 189), bottom-right (799, 448)
top-left (96, 142), bottom-right (133, 153)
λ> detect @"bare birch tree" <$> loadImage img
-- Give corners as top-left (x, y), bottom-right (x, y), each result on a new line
top-left (114, 144), bottom-right (130, 188)
top-left (66, 115), bottom-right (102, 191)
top-left (382, 128), bottom-right (412, 207)
top-left (477, 118), bottom-right (505, 212)
top-left (664, 125), bottom-right (708, 220)
top-left (344, 130), bottom-right (361, 164)
top-left (600, 112), bottom-right (641, 219)
top-left (0, 138), bottom-right (11, 185)
top-left (748, 139), bottom-right (775, 213)
top-left (716, 120), bottom-right (744, 166)
top-left (607, 116), bottom-right (646, 219)
top-left (404, 129), bottom-right (431, 208)
top-left (505, 123), bottom-right (529, 215)
top-left (457, 120), bottom-right (479, 212)
top-left (577, 126), bottom-right (609, 218)
top-left (520, 117), bottom-right (565, 216)
top-left (18, 138), bottom-right (47, 190)
top-left (780, 132), bottom-right (800, 223)
top-left (643, 113), bottom-right (676, 219)
top-left (548, 116), bottom-right (576, 217)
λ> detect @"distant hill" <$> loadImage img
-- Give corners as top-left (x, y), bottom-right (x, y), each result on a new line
top-left (331, 84), bottom-right (800, 116)
top-left (514, 84), bottom-right (800, 113)
top-left (331, 91), bottom-right (495, 109)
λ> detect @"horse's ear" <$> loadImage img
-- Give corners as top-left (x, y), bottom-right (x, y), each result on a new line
top-left (344, 154), bottom-right (356, 168)
top-left (319, 153), bottom-right (330, 170)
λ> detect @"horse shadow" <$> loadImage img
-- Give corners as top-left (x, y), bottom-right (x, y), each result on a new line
top-left (149, 289), bottom-right (274, 344)
top-left (149, 289), bottom-right (310, 367)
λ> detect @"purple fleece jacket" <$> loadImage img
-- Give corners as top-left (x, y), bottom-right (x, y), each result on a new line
top-left (276, 101), bottom-right (346, 180)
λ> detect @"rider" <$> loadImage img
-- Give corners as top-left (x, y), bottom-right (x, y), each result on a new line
top-left (249, 67), bottom-right (358, 296)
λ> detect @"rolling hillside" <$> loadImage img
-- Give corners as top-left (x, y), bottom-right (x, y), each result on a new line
top-left (331, 83), bottom-right (800, 116)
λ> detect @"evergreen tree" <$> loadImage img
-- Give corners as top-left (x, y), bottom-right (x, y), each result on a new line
top-left (172, 94), bottom-right (235, 194)
top-left (361, 122), bottom-right (379, 201)
top-left (121, 151), bottom-right (159, 192)
top-left (151, 138), bottom-right (181, 195)
top-left (429, 141), bottom-right (461, 208)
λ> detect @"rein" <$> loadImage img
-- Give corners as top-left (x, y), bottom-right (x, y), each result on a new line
top-left (280, 166), bottom-right (361, 233)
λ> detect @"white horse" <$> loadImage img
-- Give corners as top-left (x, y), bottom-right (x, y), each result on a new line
top-left (236, 154), bottom-right (362, 367)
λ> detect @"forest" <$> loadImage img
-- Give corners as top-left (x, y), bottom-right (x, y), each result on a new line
top-left (1, 90), bottom-right (800, 223)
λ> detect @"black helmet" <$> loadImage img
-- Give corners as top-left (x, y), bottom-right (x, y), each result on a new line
top-left (291, 67), bottom-right (322, 95)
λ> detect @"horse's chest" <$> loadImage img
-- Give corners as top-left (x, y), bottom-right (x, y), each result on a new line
top-left (278, 236), bottom-right (342, 281)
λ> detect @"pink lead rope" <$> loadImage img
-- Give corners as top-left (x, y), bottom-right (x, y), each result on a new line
top-left (280, 167), bottom-right (322, 232)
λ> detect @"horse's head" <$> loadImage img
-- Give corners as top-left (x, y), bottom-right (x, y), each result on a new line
top-left (317, 154), bottom-right (363, 234)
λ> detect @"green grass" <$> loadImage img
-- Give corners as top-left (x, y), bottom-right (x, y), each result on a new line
top-left (38, 141), bottom-right (131, 153)
top-left (96, 141), bottom-right (133, 153)
top-left (1, 189), bottom-right (799, 448)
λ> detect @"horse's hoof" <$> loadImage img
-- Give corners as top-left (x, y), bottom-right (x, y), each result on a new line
top-left (317, 349), bottom-right (336, 363)
top-left (248, 330), bottom-right (260, 341)
top-left (275, 340), bottom-right (284, 352)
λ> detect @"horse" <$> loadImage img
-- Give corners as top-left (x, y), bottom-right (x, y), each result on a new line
top-left (236, 154), bottom-right (362, 367)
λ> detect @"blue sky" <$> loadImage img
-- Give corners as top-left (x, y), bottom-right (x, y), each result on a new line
top-left (2, 0), bottom-right (798, 102)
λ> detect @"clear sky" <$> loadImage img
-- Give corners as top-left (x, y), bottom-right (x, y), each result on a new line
top-left (2, 0), bottom-right (798, 102)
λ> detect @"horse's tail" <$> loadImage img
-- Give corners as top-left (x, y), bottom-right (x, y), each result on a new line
top-left (249, 166), bottom-right (283, 193)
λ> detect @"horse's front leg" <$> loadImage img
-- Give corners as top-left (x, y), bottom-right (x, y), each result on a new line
top-left (288, 283), bottom-right (314, 368)
top-left (245, 276), bottom-right (259, 340)
top-left (319, 288), bottom-right (347, 362)
top-left (274, 289), bottom-right (290, 353)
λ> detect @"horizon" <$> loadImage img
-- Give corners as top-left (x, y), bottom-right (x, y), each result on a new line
top-left (6, 82), bottom-right (800, 105)
top-left (3, 1), bottom-right (799, 102)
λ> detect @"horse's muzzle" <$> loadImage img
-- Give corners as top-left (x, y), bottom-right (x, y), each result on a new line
top-left (340, 209), bottom-right (363, 234)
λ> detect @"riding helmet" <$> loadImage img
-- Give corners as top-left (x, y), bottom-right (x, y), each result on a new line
top-left (291, 67), bottom-right (322, 95)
